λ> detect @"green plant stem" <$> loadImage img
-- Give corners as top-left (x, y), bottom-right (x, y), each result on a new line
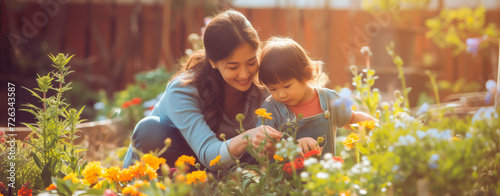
top-left (396, 64), bottom-right (410, 109)
top-left (356, 142), bottom-right (360, 165)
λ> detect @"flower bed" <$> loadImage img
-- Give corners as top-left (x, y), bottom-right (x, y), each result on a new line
top-left (1, 49), bottom-right (499, 196)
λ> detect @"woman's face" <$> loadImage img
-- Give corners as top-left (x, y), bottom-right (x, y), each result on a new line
top-left (212, 43), bottom-right (259, 92)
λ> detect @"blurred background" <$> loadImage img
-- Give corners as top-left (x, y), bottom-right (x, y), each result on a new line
top-left (1, 0), bottom-right (499, 126)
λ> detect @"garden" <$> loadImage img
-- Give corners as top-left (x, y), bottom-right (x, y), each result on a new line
top-left (1, 0), bottom-right (500, 196)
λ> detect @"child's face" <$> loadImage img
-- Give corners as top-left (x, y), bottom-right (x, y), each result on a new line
top-left (266, 78), bottom-right (313, 106)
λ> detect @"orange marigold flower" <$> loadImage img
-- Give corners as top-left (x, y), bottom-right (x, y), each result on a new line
top-left (273, 154), bottom-right (284, 161)
top-left (17, 187), bottom-right (32, 196)
top-left (209, 155), bottom-right (221, 166)
top-left (358, 120), bottom-right (376, 129)
top-left (255, 108), bottom-right (273, 120)
top-left (45, 184), bottom-right (57, 191)
top-left (118, 168), bottom-right (134, 182)
top-left (343, 132), bottom-right (359, 150)
top-left (141, 153), bottom-right (166, 170)
top-left (175, 155), bottom-right (196, 167)
top-left (63, 173), bottom-right (81, 183)
top-left (82, 161), bottom-right (103, 184)
top-left (185, 170), bottom-right (207, 185)
top-left (103, 166), bottom-right (121, 183)
top-left (145, 165), bottom-right (158, 180)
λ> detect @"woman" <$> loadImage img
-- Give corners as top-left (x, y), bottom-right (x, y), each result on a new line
top-left (123, 10), bottom-right (282, 171)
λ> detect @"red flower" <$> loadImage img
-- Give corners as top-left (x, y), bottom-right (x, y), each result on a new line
top-left (103, 189), bottom-right (118, 196)
top-left (18, 187), bottom-right (32, 196)
top-left (122, 97), bottom-right (142, 109)
top-left (283, 157), bottom-right (306, 175)
top-left (294, 157), bottom-right (304, 169)
top-left (0, 182), bottom-right (6, 192)
top-left (333, 156), bottom-right (344, 163)
top-left (131, 97), bottom-right (142, 104)
top-left (304, 150), bottom-right (321, 158)
top-left (283, 162), bottom-right (293, 175)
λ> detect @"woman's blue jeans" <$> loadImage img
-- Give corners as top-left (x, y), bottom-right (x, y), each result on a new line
top-left (123, 116), bottom-right (200, 169)
top-left (123, 116), bottom-right (258, 170)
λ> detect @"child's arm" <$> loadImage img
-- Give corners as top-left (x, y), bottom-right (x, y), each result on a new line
top-left (342, 111), bottom-right (375, 131)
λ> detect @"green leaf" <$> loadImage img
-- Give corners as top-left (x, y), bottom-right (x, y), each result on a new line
top-left (32, 152), bottom-right (43, 170)
top-left (357, 144), bottom-right (370, 155)
top-left (79, 189), bottom-right (105, 195)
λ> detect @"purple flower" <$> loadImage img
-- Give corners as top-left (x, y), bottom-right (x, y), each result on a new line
top-left (333, 88), bottom-right (354, 109)
top-left (485, 80), bottom-right (500, 104)
top-left (466, 37), bottom-right (483, 56)
top-left (417, 103), bottom-right (429, 115)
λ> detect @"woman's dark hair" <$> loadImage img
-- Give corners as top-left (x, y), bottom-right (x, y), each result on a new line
top-left (258, 37), bottom-right (328, 88)
top-left (177, 10), bottom-right (260, 132)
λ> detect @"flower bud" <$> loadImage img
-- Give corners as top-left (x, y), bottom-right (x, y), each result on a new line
top-left (219, 133), bottom-right (226, 140)
top-left (317, 137), bottom-right (324, 146)
top-left (350, 65), bottom-right (358, 75)
top-left (236, 113), bottom-right (245, 122)
top-left (195, 163), bottom-right (201, 170)
top-left (394, 90), bottom-right (401, 98)
top-left (164, 138), bottom-right (172, 148)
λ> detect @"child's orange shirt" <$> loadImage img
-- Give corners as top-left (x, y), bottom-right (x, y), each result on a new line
top-left (288, 90), bottom-right (322, 117)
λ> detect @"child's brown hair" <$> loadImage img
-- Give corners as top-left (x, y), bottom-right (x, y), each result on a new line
top-left (258, 37), bottom-right (328, 88)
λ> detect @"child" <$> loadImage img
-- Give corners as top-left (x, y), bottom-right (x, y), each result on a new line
top-left (257, 37), bottom-right (374, 156)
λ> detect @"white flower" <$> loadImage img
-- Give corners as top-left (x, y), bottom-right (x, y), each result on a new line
top-left (304, 158), bottom-right (317, 167)
top-left (323, 153), bottom-right (333, 160)
top-left (300, 172), bottom-right (309, 179)
top-left (316, 172), bottom-right (329, 179)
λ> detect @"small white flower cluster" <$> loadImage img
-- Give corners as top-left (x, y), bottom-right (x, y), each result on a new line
top-left (318, 153), bottom-right (343, 171)
top-left (349, 156), bottom-right (371, 175)
top-left (275, 137), bottom-right (301, 161)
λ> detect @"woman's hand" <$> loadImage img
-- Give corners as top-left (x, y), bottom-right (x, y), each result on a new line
top-left (246, 125), bottom-right (282, 157)
top-left (297, 137), bottom-right (322, 157)
top-left (229, 125), bottom-right (282, 158)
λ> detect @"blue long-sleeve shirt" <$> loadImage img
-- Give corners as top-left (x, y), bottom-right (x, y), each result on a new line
top-left (150, 72), bottom-right (268, 171)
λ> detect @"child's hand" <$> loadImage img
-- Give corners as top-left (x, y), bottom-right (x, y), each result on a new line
top-left (297, 137), bottom-right (322, 157)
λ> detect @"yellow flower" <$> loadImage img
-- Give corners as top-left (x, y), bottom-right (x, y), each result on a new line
top-left (63, 173), bottom-right (81, 183)
top-left (46, 184), bottom-right (57, 191)
top-left (343, 132), bottom-right (359, 150)
top-left (123, 181), bottom-right (148, 196)
top-left (185, 170), bottom-right (207, 185)
top-left (209, 155), bottom-right (221, 167)
top-left (357, 120), bottom-right (376, 129)
top-left (141, 153), bottom-right (166, 170)
top-left (156, 182), bottom-right (166, 190)
top-left (451, 136), bottom-right (461, 141)
top-left (103, 166), bottom-right (120, 183)
top-left (93, 180), bottom-right (104, 189)
top-left (175, 155), bottom-right (196, 167)
top-left (118, 168), bottom-right (134, 182)
top-left (128, 161), bottom-right (158, 180)
top-left (343, 176), bottom-right (351, 182)
top-left (82, 161), bottom-right (103, 184)
top-left (255, 108), bottom-right (273, 120)
top-left (145, 165), bottom-right (158, 180)
top-left (273, 154), bottom-right (283, 161)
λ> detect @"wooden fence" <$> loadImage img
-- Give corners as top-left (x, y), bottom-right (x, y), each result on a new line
top-left (1, 1), bottom-right (499, 110)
